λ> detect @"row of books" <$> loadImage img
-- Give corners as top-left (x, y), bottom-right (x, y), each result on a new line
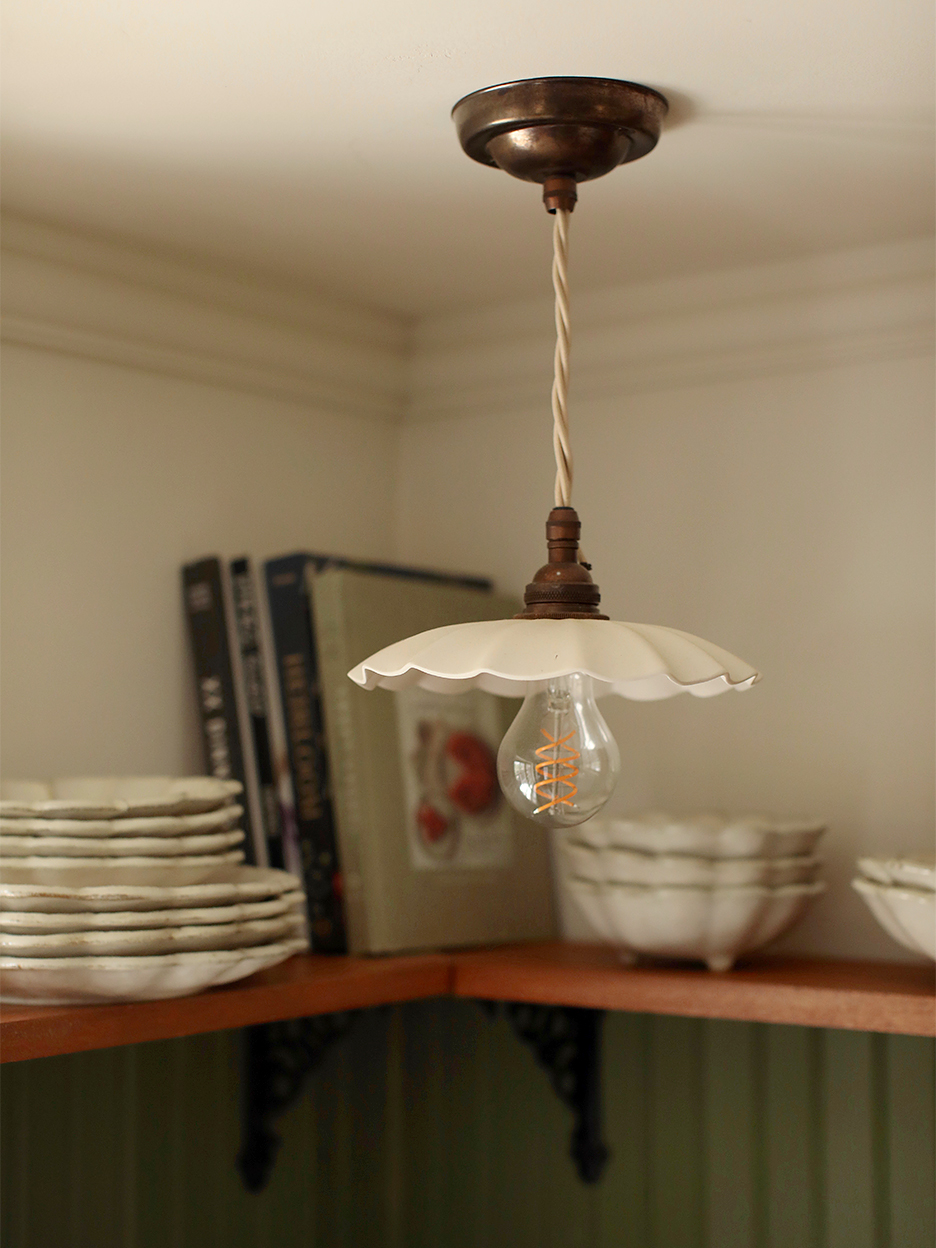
top-left (181, 553), bottom-right (555, 954)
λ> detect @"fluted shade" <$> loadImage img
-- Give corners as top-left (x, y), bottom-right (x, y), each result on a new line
top-left (348, 618), bottom-right (759, 701)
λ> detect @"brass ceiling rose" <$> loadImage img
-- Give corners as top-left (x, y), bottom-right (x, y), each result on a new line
top-left (452, 77), bottom-right (668, 211)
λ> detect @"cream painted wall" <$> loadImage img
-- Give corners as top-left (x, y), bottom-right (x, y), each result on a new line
top-left (2, 225), bottom-right (933, 960)
top-left (395, 342), bottom-right (935, 958)
top-left (0, 342), bottom-right (400, 778)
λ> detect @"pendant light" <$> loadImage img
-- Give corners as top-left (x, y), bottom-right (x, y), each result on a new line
top-left (350, 77), bottom-right (760, 829)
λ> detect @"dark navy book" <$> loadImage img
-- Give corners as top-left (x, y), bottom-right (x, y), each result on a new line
top-left (263, 553), bottom-right (491, 952)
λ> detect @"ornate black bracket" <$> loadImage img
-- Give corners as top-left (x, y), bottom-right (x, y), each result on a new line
top-left (494, 1003), bottom-right (609, 1183)
top-left (237, 1002), bottom-right (607, 1191)
top-left (237, 1014), bottom-right (356, 1192)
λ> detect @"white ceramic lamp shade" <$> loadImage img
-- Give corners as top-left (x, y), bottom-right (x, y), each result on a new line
top-left (348, 617), bottom-right (760, 701)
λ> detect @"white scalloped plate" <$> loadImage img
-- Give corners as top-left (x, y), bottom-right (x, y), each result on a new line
top-left (0, 776), bottom-right (242, 820)
top-left (0, 806), bottom-right (244, 838)
top-left (6, 851), bottom-right (246, 870)
top-left (0, 936), bottom-right (308, 1004)
top-left (0, 889), bottom-right (306, 933)
top-left (0, 864), bottom-right (301, 912)
top-left (0, 911), bottom-right (306, 957)
top-left (0, 828), bottom-right (245, 858)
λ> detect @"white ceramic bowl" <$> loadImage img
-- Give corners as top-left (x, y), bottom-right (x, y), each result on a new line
top-left (560, 838), bottom-right (822, 887)
top-left (857, 855), bottom-right (936, 892)
top-left (0, 936), bottom-right (307, 1004)
top-left (578, 812), bottom-right (826, 859)
top-left (852, 877), bottom-right (936, 959)
top-left (566, 877), bottom-right (826, 971)
top-left (0, 864), bottom-right (303, 912)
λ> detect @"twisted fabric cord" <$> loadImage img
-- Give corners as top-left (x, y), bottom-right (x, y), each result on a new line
top-left (550, 209), bottom-right (588, 565)
top-left (551, 208), bottom-right (573, 507)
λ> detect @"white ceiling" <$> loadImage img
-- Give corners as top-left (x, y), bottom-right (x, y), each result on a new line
top-left (2, 0), bottom-right (933, 316)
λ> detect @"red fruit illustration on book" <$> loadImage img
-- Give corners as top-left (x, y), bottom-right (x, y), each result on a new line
top-left (411, 720), bottom-right (500, 857)
top-left (445, 731), bottom-right (498, 814)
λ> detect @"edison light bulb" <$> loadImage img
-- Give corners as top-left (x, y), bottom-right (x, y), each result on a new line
top-left (496, 672), bottom-right (620, 828)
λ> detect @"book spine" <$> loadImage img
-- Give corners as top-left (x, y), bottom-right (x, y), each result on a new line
top-left (263, 555), bottom-right (346, 952)
top-left (181, 557), bottom-right (257, 865)
top-left (310, 582), bottom-right (372, 953)
top-left (229, 558), bottom-right (283, 870)
top-left (255, 564), bottom-right (304, 881)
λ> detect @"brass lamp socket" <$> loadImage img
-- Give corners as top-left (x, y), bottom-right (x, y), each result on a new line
top-left (516, 507), bottom-right (609, 620)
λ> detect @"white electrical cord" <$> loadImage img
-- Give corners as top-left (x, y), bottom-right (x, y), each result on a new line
top-left (551, 208), bottom-right (573, 508)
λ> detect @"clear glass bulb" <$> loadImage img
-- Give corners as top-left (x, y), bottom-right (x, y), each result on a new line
top-left (496, 672), bottom-right (620, 828)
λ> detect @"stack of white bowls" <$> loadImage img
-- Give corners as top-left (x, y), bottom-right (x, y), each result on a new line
top-left (0, 776), bottom-right (249, 867)
top-left (557, 812), bottom-right (827, 971)
top-left (853, 856), bottom-right (935, 960)
top-left (0, 777), bottom-right (308, 1003)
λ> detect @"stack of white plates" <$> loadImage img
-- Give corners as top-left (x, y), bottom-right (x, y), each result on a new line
top-left (557, 812), bottom-right (827, 971)
top-left (0, 776), bottom-right (248, 867)
top-left (0, 863), bottom-right (308, 1003)
top-left (853, 856), bottom-right (935, 960)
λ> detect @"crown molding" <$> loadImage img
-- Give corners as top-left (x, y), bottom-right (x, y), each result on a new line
top-left (409, 238), bottom-right (935, 422)
top-left (1, 215), bottom-right (410, 421)
top-left (2, 218), bottom-right (932, 425)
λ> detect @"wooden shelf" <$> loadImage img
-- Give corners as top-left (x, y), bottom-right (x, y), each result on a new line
top-left (0, 952), bottom-right (452, 1064)
top-left (2, 944), bottom-right (932, 1063)
top-left (451, 943), bottom-right (936, 1036)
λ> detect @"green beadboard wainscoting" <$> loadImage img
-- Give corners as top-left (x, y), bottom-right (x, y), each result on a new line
top-left (2, 1000), bottom-right (934, 1248)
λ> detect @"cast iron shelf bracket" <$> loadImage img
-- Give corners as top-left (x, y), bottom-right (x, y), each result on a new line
top-left (489, 1002), bottom-right (610, 1183)
top-left (238, 1001), bottom-right (608, 1191)
top-left (237, 1013), bottom-right (357, 1192)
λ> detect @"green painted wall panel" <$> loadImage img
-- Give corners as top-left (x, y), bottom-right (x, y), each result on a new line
top-left (763, 1025), bottom-right (825, 1248)
top-left (2, 1004), bottom-right (934, 1248)
top-left (886, 1033), bottom-right (936, 1248)
top-left (822, 1029), bottom-right (877, 1248)
top-left (702, 1018), bottom-right (759, 1248)
top-left (598, 1011), bottom-right (651, 1248)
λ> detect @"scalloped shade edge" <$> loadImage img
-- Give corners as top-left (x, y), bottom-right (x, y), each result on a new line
top-left (348, 618), bottom-right (759, 701)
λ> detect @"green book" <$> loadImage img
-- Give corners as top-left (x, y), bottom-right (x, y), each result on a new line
top-left (309, 565), bottom-right (556, 954)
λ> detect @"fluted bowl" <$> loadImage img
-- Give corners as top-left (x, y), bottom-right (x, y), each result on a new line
top-left (566, 877), bottom-right (826, 971)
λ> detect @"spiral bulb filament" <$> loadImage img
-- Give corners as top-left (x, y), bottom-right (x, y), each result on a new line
top-left (533, 729), bottom-right (580, 814)
top-left (496, 673), bottom-right (621, 828)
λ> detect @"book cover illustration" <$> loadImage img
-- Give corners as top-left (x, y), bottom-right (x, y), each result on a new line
top-left (394, 687), bottom-right (513, 871)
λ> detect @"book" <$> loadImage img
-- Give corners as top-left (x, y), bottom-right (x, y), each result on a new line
top-left (180, 557), bottom-right (263, 866)
top-left (253, 562), bottom-right (304, 882)
top-left (309, 565), bottom-right (557, 954)
top-left (262, 553), bottom-right (494, 952)
top-left (229, 558), bottom-right (286, 870)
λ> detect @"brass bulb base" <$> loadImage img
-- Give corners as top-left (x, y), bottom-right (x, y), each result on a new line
top-left (516, 507), bottom-right (609, 620)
